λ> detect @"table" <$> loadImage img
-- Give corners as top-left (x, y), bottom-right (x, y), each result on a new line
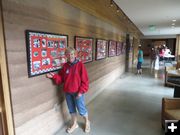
top-left (166, 70), bottom-right (180, 97)
top-left (164, 55), bottom-right (175, 63)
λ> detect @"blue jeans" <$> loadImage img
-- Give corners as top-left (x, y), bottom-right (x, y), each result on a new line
top-left (65, 93), bottom-right (88, 116)
top-left (137, 62), bottom-right (142, 70)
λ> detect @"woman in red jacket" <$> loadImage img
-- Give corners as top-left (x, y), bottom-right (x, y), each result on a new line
top-left (46, 47), bottom-right (90, 133)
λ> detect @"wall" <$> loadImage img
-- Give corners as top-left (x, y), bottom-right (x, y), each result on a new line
top-left (0, 70), bottom-right (5, 135)
top-left (0, 0), bottom-right (14, 134)
top-left (166, 39), bottom-right (176, 55)
top-left (140, 39), bottom-right (152, 56)
top-left (133, 38), bottom-right (139, 64)
top-left (2, 0), bottom-right (135, 134)
top-left (176, 35), bottom-right (180, 60)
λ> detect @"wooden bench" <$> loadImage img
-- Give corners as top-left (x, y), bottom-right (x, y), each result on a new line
top-left (162, 98), bottom-right (180, 128)
top-left (165, 70), bottom-right (180, 97)
top-left (164, 66), bottom-right (176, 86)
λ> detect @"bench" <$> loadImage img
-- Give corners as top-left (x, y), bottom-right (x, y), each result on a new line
top-left (161, 98), bottom-right (180, 128)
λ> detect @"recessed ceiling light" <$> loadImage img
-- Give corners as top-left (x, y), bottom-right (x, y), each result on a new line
top-left (172, 19), bottom-right (176, 22)
top-left (172, 23), bottom-right (175, 25)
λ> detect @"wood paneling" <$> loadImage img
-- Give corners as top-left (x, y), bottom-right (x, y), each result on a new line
top-left (176, 35), bottom-right (180, 59)
top-left (0, 73), bottom-right (5, 135)
top-left (0, 0), bottom-right (14, 134)
top-left (64, 0), bottom-right (142, 38)
top-left (1, 0), bottom-right (139, 134)
top-left (0, 113), bottom-right (4, 135)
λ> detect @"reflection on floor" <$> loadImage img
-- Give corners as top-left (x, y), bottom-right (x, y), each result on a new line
top-left (55, 60), bottom-right (174, 135)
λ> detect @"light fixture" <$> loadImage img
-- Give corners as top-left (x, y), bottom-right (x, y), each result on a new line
top-left (110, 0), bottom-right (113, 7)
top-left (110, 0), bottom-right (120, 13)
top-left (172, 19), bottom-right (176, 22)
top-left (172, 23), bottom-right (175, 25)
top-left (116, 8), bottom-right (120, 12)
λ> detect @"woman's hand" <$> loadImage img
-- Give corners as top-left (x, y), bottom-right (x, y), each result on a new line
top-left (76, 92), bottom-right (82, 99)
top-left (46, 72), bottom-right (55, 78)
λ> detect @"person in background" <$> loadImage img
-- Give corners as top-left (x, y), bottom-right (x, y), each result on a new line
top-left (159, 45), bottom-right (165, 62)
top-left (164, 46), bottom-right (171, 56)
top-left (150, 46), bottom-right (159, 71)
top-left (154, 46), bottom-right (160, 70)
top-left (150, 47), bottom-right (156, 69)
top-left (136, 45), bottom-right (144, 74)
top-left (46, 47), bottom-right (90, 133)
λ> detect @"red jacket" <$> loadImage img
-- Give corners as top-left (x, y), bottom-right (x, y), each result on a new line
top-left (52, 60), bottom-right (89, 94)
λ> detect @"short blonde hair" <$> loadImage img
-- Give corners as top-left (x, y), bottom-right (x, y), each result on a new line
top-left (65, 46), bottom-right (76, 54)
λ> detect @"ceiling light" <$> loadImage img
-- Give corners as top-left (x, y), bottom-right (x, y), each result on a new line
top-left (172, 19), bottom-right (176, 22)
top-left (110, 0), bottom-right (113, 7)
top-left (171, 26), bottom-right (175, 28)
top-left (172, 23), bottom-right (175, 25)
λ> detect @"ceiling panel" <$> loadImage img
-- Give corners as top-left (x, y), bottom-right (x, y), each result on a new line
top-left (114, 0), bottom-right (180, 38)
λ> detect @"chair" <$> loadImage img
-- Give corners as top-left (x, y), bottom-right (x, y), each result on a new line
top-left (176, 61), bottom-right (180, 69)
top-left (161, 98), bottom-right (180, 128)
top-left (164, 61), bottom-right (180, 86)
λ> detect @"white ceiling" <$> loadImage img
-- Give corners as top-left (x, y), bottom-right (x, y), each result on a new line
top-left (114, 0), bottom-right (180, 38)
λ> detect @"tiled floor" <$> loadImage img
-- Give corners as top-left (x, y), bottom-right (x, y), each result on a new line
top-left (55, 60), bottom-right (174, 135)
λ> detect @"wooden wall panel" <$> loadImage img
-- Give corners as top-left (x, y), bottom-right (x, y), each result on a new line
top-left (1, 0), bottom-right (135, 134)
top-left (0, 0), bottom-right (14, 134)
top-left (176, 35), bottom-right (180, 58)
top-left (64, 0), bottom-right (142, 38)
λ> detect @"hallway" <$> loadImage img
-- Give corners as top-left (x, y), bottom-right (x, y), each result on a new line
top-left (55, 62), bottom-right (174, 135)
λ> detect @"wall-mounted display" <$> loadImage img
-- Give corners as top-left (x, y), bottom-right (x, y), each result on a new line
top-left (116, 41), bottom-right (123, 56)
top-left (108, 40), bottom-right (116, 57)
top-left (75, 36), bottom-right (93, 63)
top-left (26, 30), bottom-right (68, 77)
top-left (95, 39), bottom-right (108, 60)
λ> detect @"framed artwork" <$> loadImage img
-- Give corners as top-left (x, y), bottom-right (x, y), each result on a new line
top-left (116, 41), bottom-right (123, 56)
top-left (95, 39), bottom-right (108, 60)
top-left (75, 36), bottom-right (93, 63)
top-left (122, 42), bottom-right (126, 54)
top-left (26, 30), bottom-right (68, 77)
top-left (108, 40), bottom-right (117, 57)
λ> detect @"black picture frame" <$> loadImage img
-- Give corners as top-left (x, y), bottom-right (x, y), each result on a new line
top-left (116, 41), bottom-right (123, 56)
top-left (95, 38), bottom-right (108, 60)
top-left (25, 30), bottom-right (68, 77)
top-left (108, 40), bottom-right (117, 57)
top-left (122, 42), bottom-right (126, 54)
top-left (74, 36), bottom-right (93, 63)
